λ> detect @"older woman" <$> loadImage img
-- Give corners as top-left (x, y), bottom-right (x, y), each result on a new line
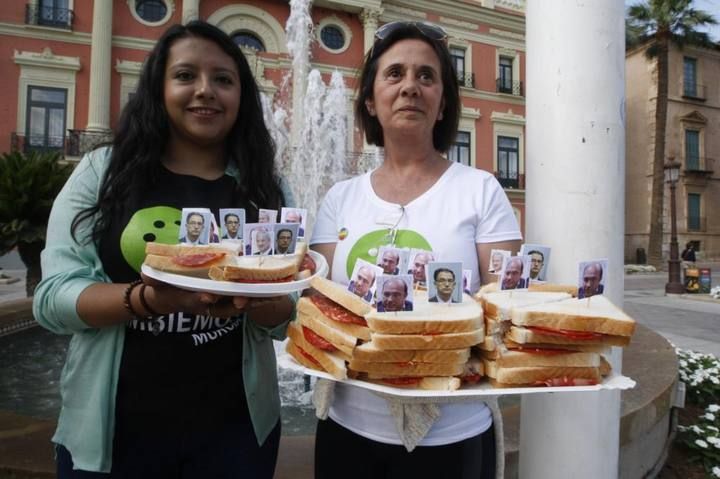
top-left (310, 21), bottom-right (522, 479)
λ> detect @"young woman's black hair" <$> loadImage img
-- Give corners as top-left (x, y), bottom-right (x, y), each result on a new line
top-left (354, 24), bottom-right (461, 152)
top-left (72, 20), bottom-right (283, 243)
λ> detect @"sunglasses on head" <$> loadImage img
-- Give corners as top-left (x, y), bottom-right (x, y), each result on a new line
top-left (374, 21), bottom-right (448, 43)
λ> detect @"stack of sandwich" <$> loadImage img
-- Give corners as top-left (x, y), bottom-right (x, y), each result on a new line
top-left (286, 277), bottom-right (372, 380)
top-left (350, 291), bottom-right (485, 390)
top-left (477, 291), bottom-right (635, 387)
top-left (285, 278), bottom-right (485, 390)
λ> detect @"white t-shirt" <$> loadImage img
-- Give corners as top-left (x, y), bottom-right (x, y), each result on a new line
top-left (311, 162), bottom-right (522, 446)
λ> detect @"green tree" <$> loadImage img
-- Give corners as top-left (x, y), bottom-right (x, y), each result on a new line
top-left (626, 0), bottom-right (716, 267)
top-left (0, 150), bottom-right (73, 296)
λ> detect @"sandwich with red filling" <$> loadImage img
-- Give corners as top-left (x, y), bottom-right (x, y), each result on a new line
top-left (143, 242), bottom-right (241, 278)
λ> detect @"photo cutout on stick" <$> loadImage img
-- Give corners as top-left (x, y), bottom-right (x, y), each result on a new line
top-left (243, 224), bottom-right (273, 255)
top-left (500, 255), bottom-right (531, 291)
top-left (489, 249), bottom-right (511, 274)
top-left (219, 208), bottom-right (245, 242)
top-left (462, 269), bottom-right (472, 295)
top-left (376, 246), bottom-right (409, 276)
top-left (179, 208), bottom-right (212, 245)
top-left (280, 207), bottom-right (307, 238)
top-left (427, 262), bottom-right (463, 304)
top-left (273, 223), bottom-right (299, 255)
top-left (577, 259), bottom-right (608, 299)
top-left (407, 249), bottom-right (436, 287)
top-left (377, 274), bottom-right (414, 312)
top-left (519, 244), bottom-right (551, 282)
top-left (258, 209), bottom-right (278, 224)
top-left (347, 259), bottom-right (382, 304)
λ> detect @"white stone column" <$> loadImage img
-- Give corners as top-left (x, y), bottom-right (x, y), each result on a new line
top-left (521, 1), bottom-right (625, 478)
top-left (85, 0), bottom-right (112, 132)
top-left (359, 8), bottom-right (382, 54)
top-left (182, 0), bottom-right (200, 24)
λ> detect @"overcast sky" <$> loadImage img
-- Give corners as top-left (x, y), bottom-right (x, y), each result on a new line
top-left (624, 0), bottom-right (720, 41)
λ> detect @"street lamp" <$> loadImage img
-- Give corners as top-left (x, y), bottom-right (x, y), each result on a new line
top-left (665, 158), bottom-right (684, 294)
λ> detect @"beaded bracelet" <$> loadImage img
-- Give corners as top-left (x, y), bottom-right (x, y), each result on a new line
top-left (122, 279), bottom-right (146, 319)
top-left (138, 283), bottom-right (161, 317)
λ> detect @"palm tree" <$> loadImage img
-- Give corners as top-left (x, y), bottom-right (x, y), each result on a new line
top-left (626, 0), bottom-right (716, 267)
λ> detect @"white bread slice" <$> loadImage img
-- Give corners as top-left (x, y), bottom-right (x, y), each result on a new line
top-left (297, 297), bottom-right (371, 341)
top-left (528, 282), bottom-right (579, 297)
top-left (208, 255), bottom-right (298, 281)
top-left (365, 292), bottom-right (483, 334)
top-left (298, 311), bottom-right (356, 358)
top-left (352, 342), bottom-right (470, 364)
top-left (370, 328), bottom-right (484, 351)
top-left (365, 376), bottom-right (462, 391)
top-left (310, 276), bottom-right (372, 316)
top-left (483, 359), bottom-right (602, 387)
top-left (286, 321), bottom-right (347, 380)
top-left (479, 291), bottom-right (572, 321)
top-left (511, 295), bottom-right (636, 337)
top-left (479, 340), bottom-right (610, 358)
top-left (350, 359), bottom-right (465, 377)
top-left (506, 325), bottom-right (631, 347)
top-left (145, 242), bottom-right (242, 257)
top-left (286, 340), bottom-right (326, 373)
top-left (491, 350), bottom-right (601, 368)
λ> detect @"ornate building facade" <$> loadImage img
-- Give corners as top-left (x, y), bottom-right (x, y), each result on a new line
top-left (0, 0), bottom-right (527, 225)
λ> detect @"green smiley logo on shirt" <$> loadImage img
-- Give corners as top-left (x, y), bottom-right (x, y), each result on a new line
top-left (120, 206), bottom-right (182, 272)
top-left (346, 229), bottom-right (432, 278)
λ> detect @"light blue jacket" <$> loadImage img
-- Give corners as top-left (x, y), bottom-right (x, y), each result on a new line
top-left (33, 147), bottom-right (294, 472)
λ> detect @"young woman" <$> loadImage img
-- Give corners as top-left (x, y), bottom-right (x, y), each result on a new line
top-left (310, 22), bottom-right (522, 478)
top-left (33, 21), bottom-right (293, 478)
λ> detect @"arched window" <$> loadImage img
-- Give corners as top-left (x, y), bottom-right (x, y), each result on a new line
top-left (232, 32), bottom-right (265, 52)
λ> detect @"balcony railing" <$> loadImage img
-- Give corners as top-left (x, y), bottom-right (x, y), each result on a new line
top-left (495, 171), bottom-right (525, 189)
top-left (496, 78), bottom-right (523, 96)
top-left (682, 82), bottom-right (706, 101)
top-left (457, 72), bottom-right (475, 89)
top-left (683, 156), bottom-right (714, 175)
top-left (25, 4), bottom-right (74, 29)
top-left (66, 129), bottom-right (113, 157)
top-left (10, 132), bottom-right (66, 153)
top-left (687, 216), bottom-right (707, 232)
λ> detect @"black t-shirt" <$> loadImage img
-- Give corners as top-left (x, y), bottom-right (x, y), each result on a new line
top-left (99, 166), bottom-right (255, 432)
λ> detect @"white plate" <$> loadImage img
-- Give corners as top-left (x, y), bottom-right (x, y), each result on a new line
top-left (141, 250), bottom-right (328, 297)
top-left (277, 354), bottom-right (636, 398)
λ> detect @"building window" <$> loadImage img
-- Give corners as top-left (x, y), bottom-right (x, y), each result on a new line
top-left (497, 136), bottom-right (519, 188)
top-left (450, 47), bottom-right (473, 88)
top-left (687, 193), bottom-right (701, 231)
top-left (232, 32), bottom-right (265, 52)
top-left (448, 131), bottom-right (471, 166)
top-left (25, 86), bottom-right (67, 151)
top-left (683, 57), bottom-right (697, 98)
top-left (498, 56), bottom-right (513, 94)
top-left (135, 0), bottom-right (167, 22)
top-left (685, 129), bottom-right (700, 170)
top-left (26, 0), bottom-right (73, 29)
top-left (320, 25), bottom-right (344, 51)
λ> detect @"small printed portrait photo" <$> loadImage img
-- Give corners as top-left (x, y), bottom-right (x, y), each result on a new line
top-left (219, 208), bottom-right (245, 242)
top-left (280, 207), bottom-right (307, 238)
top-left (376, 274), bottom-right (414, 312)
top-left (519, 244), bottom-right (552, 282)
top-left (347, 259), bottom-right (383, 304)
top-left (462, 269), bottom-right (473, 295)
top-left (243, 224), bottom-right (274, 256)
top-left (500, 255), bottom-right (531, 291)
top-left (407, 249), bottom-right (437, 287)
top-left (489, 249), bottom-right (511, 274)
top-left (577, 259), bottom-right (608, 299)
top-left (376, 246), bottom-right (409, 276)
top-left (427, 262), bottom-right (463, 304)
top-left (273, 223), bottom-right (299, 255)
top-left (258, 208), bottom-right (278, 224)
top-left (179, 209), bottom-right (211, 245)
